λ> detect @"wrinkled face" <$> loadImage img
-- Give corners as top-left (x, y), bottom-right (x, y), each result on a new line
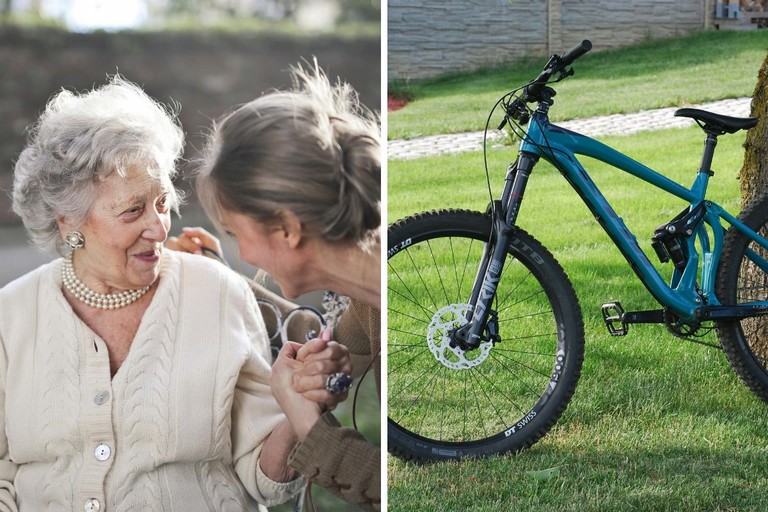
top-left (219, 209), bottom-right (308, 299)
top-left (66, 166), bottom-right (172, 292)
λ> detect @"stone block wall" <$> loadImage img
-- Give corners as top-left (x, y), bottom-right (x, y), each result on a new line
top-left (388, 0), bottom-right (706, 79)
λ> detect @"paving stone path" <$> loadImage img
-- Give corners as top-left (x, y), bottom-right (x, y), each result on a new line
top-left (388, 97), bottom-right (752, 160)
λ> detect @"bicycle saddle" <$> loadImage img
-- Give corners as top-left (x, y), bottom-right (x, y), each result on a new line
top-left (675, 108), bottom-right (758, 134)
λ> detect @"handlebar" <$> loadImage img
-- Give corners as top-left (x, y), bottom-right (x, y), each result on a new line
top-left (500, 39), bottom-right (592, 128)
top-left (525, 39), bottom-right (592, 100)
top-left (561, 39), bottom-right (592, 66)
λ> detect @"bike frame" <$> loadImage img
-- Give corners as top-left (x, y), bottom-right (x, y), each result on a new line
top-left (461, 109), bottom-right (768, 346)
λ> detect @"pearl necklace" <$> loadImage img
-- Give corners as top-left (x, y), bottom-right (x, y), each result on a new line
top-left (62, 254), bottom-right (150, 309)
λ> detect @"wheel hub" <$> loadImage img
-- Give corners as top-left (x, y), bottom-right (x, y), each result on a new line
top-left (427, 303), bottom-right (493, 369)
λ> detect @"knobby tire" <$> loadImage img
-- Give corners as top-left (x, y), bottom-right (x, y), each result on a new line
top-left (387, 210), bottom-right (585, 461)
top-left (717, 194), bottom-right (768, 401)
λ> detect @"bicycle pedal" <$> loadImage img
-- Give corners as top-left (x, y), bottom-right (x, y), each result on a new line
top-left (601, 302), bottom-right (628, 336)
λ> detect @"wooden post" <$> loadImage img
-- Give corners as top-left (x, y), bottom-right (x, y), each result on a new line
top-left (548, 0), bottom-right (562, 55)
top-left (704, 0), bottom-right (713, 28)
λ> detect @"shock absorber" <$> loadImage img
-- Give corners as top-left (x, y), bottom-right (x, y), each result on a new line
top-left (651, 224), bottom-right (688, 270)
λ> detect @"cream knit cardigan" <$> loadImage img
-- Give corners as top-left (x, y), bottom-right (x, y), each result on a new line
top-left (0, 250), bottom-right (302, 511)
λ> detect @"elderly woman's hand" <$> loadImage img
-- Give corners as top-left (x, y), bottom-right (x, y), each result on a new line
top-left (167, 227), bottom-right (225, 262)
top-left (270, 341), bottom-right (324, 441)
top-left (292, 329), bottom-right (353, 409)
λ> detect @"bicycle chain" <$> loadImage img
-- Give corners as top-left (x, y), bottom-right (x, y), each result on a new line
top-left (663, 308), bottom-right (721, 349)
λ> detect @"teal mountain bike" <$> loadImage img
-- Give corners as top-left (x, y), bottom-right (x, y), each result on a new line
top-left (388, 40), bottom-right (763, 462)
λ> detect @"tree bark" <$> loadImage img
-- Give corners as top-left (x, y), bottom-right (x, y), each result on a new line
top-left (737, 53), bottom-right (768, 362)
top-left (739, 52), bottom-right (768, 207)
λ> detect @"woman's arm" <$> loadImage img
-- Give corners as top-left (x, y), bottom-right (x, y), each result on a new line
top-left (269, 341), bottom-right (324, 441)
top-left (289, 412), bottom-right (380, 511)
top-left (270, 340), bottom-right (380, 510)
top-left (229, 282), bottom-right (305, 507)
top-left (230, 352), bottom-right (306, 508)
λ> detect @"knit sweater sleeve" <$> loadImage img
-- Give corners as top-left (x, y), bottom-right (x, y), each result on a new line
top-left (335, 301), bottom-right (373, 356)
top-left (0, 300), bottom-right (19, 512)
top-left (335, 301), bottom-right (381, 395)
top-left (228, 277), bottom-right (305, 506)
top-left (289, 412), bottom-right (380, 511)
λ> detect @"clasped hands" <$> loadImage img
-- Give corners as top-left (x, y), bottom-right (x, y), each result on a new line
top-left (270, 329), bottom-right (352, 440)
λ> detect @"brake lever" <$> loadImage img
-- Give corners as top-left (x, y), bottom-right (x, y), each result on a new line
top-left (497, 99), bottom-right (530, 130)
top-left (557, 67), bottom-right (575, 81)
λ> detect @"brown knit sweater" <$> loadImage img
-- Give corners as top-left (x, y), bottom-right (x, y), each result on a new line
top-left (288, 300), bottom-right (381, 511)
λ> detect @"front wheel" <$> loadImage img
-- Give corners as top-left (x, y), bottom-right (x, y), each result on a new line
top-left (387, 210), bottom-right (585, 461)
top-left (716, 194), bottom-right (768, 401)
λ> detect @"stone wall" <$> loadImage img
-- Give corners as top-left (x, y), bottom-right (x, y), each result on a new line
top-left (0, 26), bottom-right (380, 225)
top-left (388, 0), bottom-right (706, 79)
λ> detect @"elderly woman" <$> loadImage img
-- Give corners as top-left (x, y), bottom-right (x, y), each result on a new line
top-left (0, 76), bottom-right (311, 511)
top-left (192, 63), bottom-right (381, 510)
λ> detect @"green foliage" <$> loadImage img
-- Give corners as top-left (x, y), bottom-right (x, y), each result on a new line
top-left (0, 11), bottom-right (66, 29)
top-left (150, 14), bottom-right (378, 38)
top-left (388, 78), bottom-right (415, 101)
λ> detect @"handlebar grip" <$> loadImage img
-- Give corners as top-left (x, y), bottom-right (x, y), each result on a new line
top-left (560, 40), bottom-right (592, 66)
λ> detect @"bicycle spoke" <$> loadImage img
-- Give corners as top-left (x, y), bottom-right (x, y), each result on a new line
top-left (470, 374), bottom-right (490, 439)
top-left (387, 346), bottom-right (432, 376)
top-left (496, 288), bottom-right (548, 316)
top-left (387, 305), bottom-right (430, 326)
top-left (403, 247), bottom-right (440, 312)
top-left (493, 258), bottom-right (531, 309)
top-left (415, 365), bottom-right (446, 435)
top-left (386, 326), bottom-right (427, 343)
top-left (488, 350), bottom-right (551, 394)
top-left (388, 266), bottom-right (435, 319)
top-left (386, 342), bottom-right (427, 359)
top-left (425, 238), bottom-right (451, 305)
top-left (454, 236), bottom-right (478, 303)
top-left (468, 366), bottom-right (512, 432)
top-left (391, 360), bottom-right (443, 424)
top-left (388, 211), bottom-right (584, 458)
top-left (492, 345), bottom-right (557, 357)
top-left (497, 310), bottom-right (554, 323)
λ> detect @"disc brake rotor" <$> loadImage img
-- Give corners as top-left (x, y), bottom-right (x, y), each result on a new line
top-left (427, 303), bottom-right (493, 369)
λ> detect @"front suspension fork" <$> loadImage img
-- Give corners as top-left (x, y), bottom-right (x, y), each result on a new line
top-left (454, 152), bottom-right (540, 350)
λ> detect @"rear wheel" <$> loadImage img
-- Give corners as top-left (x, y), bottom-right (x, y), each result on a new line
top-left (716, 194), bottom-right (768, 401)
top-left (387, 210), bottom-right (585, 461)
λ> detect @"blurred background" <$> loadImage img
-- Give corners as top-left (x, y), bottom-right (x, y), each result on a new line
top-left (0, 0), bottom-right (380, 286)
top-left (0, 1), bottom-right (381, 510)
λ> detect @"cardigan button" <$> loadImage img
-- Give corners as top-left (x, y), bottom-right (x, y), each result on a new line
top-left (94, 444), bottom-right (111, 461)
top-left (84, 498), bottom-right (100, 511)
top-left (94, 391), bottom-right (110, 405)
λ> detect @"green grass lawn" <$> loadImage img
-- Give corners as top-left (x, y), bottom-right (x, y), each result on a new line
top-left (388, 30), bottom-right (767, 140)
top-left (387, 127), bottom-right (768, 511)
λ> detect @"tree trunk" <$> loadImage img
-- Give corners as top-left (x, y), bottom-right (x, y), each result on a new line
top-left (739, 53), bottom-right (768, 207)
top-left (737, 53), bottom-right (768, 362)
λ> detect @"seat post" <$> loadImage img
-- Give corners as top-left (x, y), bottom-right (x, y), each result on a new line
top-left (699, 132), bottom-right (718, 176)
